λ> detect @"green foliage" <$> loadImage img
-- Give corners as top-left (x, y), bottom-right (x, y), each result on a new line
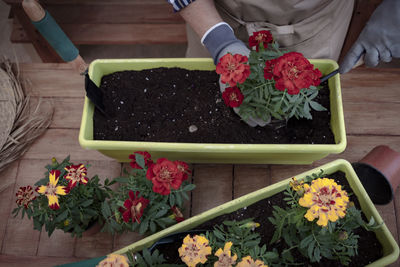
top-left (268, 171), bottom-right (382, 265)
top-left (13, 156), bottom-right (111, 237)
top-left (238, 41), bottom-right (326, 122)
top-left (102, 154), bottom-right (195, 235)
top-left (126, 249), bottom-right (174, 267)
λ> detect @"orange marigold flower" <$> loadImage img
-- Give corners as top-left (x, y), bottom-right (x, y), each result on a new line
top-left (216, 54), bottom-right (250, 87)
top-left (96, 254), bottom-right (129, 267)
top-left (36, 170), bottom-right (68, 210)
top-left (237, 256), bottom-right (268, 267)
top-left (178, 234), bottom-right (212, 267)
top-left (299, 178), bottom-right (349, 227)
top-left (16, 185), bottom-right (36, 209)
top-left (214, 241), bottom-right (237, 267)
top-left (249, 30), bottom-right (273, 52)
top-left (64, 164), bottom-right (88, 189)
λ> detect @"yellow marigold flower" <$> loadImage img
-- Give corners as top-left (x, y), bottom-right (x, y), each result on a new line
top-left (36, 170), bottom-right (68, 210)
top-left (240, 222), bottom-right (260, 230)
top-left (289, 177), bottom-right (304, 191)
top-left (96, 254), bottom-right (129, 267)
top-left (299, 178), bottom-right (349, 227)
top-left (214, 241), bottom-right (237, 267)
top-left (237, 256), bottom-right (268, 267)
top-left (178, 234), bottom-right (212, 267)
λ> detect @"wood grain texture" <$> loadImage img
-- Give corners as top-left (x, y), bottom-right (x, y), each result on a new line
top-left (233, 164), bottom-right (270, 198)
top-left (191, 164), bottom-right (233, 216)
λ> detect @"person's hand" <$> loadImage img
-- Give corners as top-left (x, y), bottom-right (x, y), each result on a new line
top-left (202, 23), bottom-right (270, 127)
top-left (340, 0), bottom-right (400, 73)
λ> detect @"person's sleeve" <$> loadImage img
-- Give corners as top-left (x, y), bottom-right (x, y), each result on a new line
top-left (166, 0), bottom-right (196, 12)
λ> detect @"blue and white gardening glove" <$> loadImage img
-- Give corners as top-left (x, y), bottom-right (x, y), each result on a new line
top-left (340, 0), bottom-right (400, 73)
top-left (202, 22), bottom-right (269, 127)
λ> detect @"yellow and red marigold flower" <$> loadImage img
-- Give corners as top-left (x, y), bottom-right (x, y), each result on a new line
top-left (128, 151), bottom-right (153, 169)
top-left (119, 190), bottom-right (149, 223)
top-left (222, 86), bottom-right (244, 108)
top-left (96, 254), bottom-right (129, 267)
top-left (214, 241), bottom-right (237, 267)
top-left (171, 205), bottom-right (185, 222)
top-left (237, 256), bottom-right (268, 267)
top-left (299, 178), bottom-right (349, 227)
top-left (289, 177), bottom-right (304, 192)
top-left (146, 158), bottom-right (185, 195)
top-left (16, 185), bottom-right (36, 209)
top-left (249, 30), bottom-right (273, 52)
top-left (36, 170), bottom-right (68, 210)
top-left (178, 234), bottom-right (212, 267)
top-left (216, 53), bottom-right (250, 87)
top-left (64, 164), bottom-right (88, 189)
top-left (273, 52), bottom-right (322, 95)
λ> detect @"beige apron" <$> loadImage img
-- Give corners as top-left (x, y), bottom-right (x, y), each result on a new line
top-left (185, 0), bottom-right (355, 61)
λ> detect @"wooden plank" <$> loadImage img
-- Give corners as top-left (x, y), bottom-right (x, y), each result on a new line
top-left (21, 129), bottom-right (112, 161)
top-left (270, 165), bottom-right (315, 184)
top-left (233, 164), bottom-right (270, 198)
top-left (344, 102), bottom-right (400, 135)
top-left (0, 161), bottom-right (19, 250)
top-left (191, 164), bottom-right (233, 216)
top-left (341, 68), bottom-right (400, 103)
top-left (375, 202), bottom-right (400, 267)
top-left (62, 24), bottom-right (187, 45)
top-left (114, 232), bottom-right (143, 251)
top-left (315, 135), bottom-right (400, 166)
top-left (0, 255), bottom-right (87, 267)
top-left (37, 230), bottom-right (76, 257)
top-left (4, 0), bottom-right (172, 5)
top-left (20, 63), bottom-right (84, 98)
top-left (30, 97), bottom-right (84, 129)
top-left (1, 159), bottom-right (48, 256)
top-left (45, 4), bottom-right (183, 24)
top-left (74, 232), bottom-right (113, 258)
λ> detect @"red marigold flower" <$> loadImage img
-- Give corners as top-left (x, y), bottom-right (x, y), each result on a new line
top-left (264, 58), bottom-right (278, 80)
top-left (16, 186), bottom-right (36, 209)
top-left (216, 54), bottom-right (250, 87)
top-left (64, 164), bottom-right (88, 189)
top-left (146, 158), bottom-right (184, 195)
top-left (249, 30), bottom-right (273, 51)
top-left (120, 190), bottom-right (149, 223)
top-left (128, 151), bottom-right (153, 169)
top-left (222, 86), bottom-right (244, 108)
top-left (171, 205), bottom-right (185, 222)
top-left (175, 160), bottom-right (191, 181)
top-left (273, 52), bottom-right (322, 95)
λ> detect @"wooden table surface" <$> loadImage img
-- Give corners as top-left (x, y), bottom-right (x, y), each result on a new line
top-left (0, 64), bottom-right (399, 266)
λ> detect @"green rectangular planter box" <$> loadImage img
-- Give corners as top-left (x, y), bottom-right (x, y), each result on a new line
top-left (79, 58), bottom-right (346, 164)
top-left (112, 159), bottom-right (399, 266)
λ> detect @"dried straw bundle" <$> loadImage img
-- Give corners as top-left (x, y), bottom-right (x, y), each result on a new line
top-left (0, 59), bottom-right (53, 173)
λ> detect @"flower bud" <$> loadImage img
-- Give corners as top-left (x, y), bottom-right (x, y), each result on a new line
top-left (338, 231), bottom-right (348, 241)
top-left (51, 157), bottom-right (58, 167)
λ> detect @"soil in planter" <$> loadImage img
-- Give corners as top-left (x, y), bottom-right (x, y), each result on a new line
top-left (93, 68), bottom-right (335, 144)
top-left (154, 172), bottom-right (383, 267)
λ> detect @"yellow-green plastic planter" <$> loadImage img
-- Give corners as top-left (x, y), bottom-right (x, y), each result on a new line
top-left (79, 58), bottom-right (346, 164)
top-left (112, 159), bottom-right (399, 266)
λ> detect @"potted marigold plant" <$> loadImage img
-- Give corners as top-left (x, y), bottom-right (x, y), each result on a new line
top-left (107, 160), bottom-right (399, 266)
top-left (101, 151), bottom-right (195, 235)
top-left (79, 31), bottom-right (346, 164)
top-left (12, 156), bottom-right (112, 237)
top-left (217, 30), bottom-right (325, 123)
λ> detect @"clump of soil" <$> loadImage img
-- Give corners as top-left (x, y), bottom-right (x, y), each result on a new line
top-left (93, 67), bottom-right (334, 144)
top-left (153, 172), bottom-right (383, 266)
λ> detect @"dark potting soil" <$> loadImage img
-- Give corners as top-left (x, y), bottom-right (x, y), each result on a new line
top-left (93, 68), bottom-right (335, 144)
top-left (154, 172), bottom-right (383, 267)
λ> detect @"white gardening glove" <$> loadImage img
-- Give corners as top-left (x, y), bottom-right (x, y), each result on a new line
top-left (202, 22), bottom-right (270, 127)
top-left (340, 0), bottom-right (400, 73)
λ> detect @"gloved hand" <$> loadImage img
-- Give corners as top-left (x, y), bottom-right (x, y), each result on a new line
top-left (202, 22), bottom-right (270, 127)
top-left (340, 0), bottom-right (400, 74)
